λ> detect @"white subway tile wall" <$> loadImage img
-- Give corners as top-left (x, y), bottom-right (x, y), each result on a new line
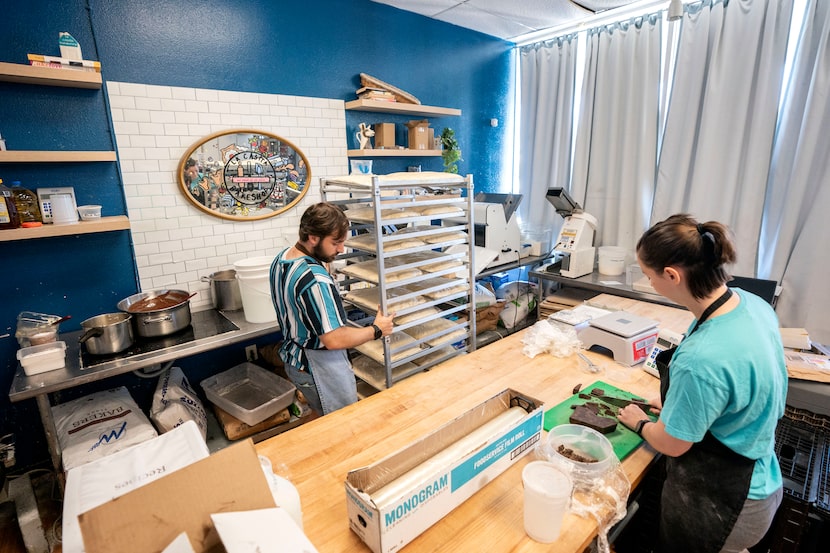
top-left (107, 82), bottom-right (348, 312)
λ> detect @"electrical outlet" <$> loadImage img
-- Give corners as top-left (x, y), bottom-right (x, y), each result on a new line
top-left (245, 345), bottom-right (258, 362)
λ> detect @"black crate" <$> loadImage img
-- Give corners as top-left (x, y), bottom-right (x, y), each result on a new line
top-left (814, 432), bottom-right (830, 516)
top-left (774, 417), bottom-right (824, 502)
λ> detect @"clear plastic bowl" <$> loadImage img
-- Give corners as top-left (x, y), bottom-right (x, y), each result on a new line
top-left (77, 204), bottom-right (102, 221)
top-left (539, 423), bottom-right (616, 478)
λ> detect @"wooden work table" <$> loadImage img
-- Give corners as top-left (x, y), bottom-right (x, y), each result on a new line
top-left (255, 295), bottom-right (693, 553)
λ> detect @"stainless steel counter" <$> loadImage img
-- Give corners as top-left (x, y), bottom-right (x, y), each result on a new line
top-left (8, 308), bottom-right (279, 475)
top-left (530, 266), bottom-right (681, 308)
top-left (9, 309), bottom-right (280, 401)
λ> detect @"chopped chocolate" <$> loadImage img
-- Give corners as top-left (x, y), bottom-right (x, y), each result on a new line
top-left (572, 383), bottom-right (582, 395)
top-left (578, 393), bottom-right (592, 400)
top-left (557, 444), bottom-right (598, 463)
top-left (590, 388), bottom-right (605, 397)
top-left (569, 404), bottom-right (617, 434)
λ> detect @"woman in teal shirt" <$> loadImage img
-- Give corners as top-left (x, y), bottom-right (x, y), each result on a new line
top-left (618, 214), bottom-right (787, 553)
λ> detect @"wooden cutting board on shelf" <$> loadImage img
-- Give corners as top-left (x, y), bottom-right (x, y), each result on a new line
top-left (543, 380), bottom-right (656, 461)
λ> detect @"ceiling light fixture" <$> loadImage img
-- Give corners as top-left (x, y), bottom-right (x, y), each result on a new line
top-left (667, 0), bottom-right (684, 21)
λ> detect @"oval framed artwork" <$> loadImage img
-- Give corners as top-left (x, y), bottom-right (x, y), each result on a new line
top-left (177, 129), bottom-right (311, 221)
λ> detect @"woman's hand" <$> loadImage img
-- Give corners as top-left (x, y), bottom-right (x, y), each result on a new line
top-left (618, 403), bottom-right (652, 430)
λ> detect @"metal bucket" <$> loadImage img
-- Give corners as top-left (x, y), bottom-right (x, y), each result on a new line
top-left (201, 270), bottom-right (243, 311)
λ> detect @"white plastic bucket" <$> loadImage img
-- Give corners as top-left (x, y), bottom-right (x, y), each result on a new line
top-left (234, 256), bottom-right (273, 276)
top-left (236, 272), bottom-right (277, 323)
top-left (597, 246), bottom-right (627, 276)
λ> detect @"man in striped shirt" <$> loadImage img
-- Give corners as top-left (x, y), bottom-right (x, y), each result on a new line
top-left (270, 202), bottom-right (394, 415)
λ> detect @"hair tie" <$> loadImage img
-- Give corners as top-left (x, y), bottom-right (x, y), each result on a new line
top-left (696, 223), bottom-right (716, 260)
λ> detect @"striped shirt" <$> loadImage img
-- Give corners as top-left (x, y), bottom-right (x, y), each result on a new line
top-left (270, 248), bottom-right (346, 372)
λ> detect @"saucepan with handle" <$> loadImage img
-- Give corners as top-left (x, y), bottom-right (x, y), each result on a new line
top-left (79, 312), bottom-right (134, 355)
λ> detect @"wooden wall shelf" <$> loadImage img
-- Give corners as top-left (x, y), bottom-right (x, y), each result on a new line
top-left (345, 99), bottom-right (461, 117)
top-left (0, 151), bottom-right (117, 163)
top-left (0, 61), bottom-right (102, 89)
top-left (0, 216), bottom-right (130, 242)
top-left (347, 149), bottom-right (442, 158)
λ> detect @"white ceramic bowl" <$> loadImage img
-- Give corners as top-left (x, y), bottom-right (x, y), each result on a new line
top-left (77, 204), bottom-right (102, 221)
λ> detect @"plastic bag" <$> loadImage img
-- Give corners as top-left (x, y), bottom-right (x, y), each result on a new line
top-left (521, 319), bottom-right (582, 358)
top-left (495, 280), bottom-right (537, 301)
top-left (499, 292), bottom-right (537, 329)
top-left (151, 366), bottom-right (207, 440)
top-left (535, 431), bottom-right (630, 553)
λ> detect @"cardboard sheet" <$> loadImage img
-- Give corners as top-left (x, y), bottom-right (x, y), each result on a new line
top-left (78, 439), bottom-right (276, 553)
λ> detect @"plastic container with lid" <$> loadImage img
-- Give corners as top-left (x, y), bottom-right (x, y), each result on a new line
top-left (17, 341), bottom-right (67, 375)
top-left (10, 180), bottom-right (43, 225)
top-left (15, 311), bottom-right (63, 348)
top-left (0, 178), bottom-right (22, 230)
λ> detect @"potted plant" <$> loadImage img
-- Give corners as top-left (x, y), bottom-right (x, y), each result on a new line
top-left (439, 127), bottom-right (462, 174)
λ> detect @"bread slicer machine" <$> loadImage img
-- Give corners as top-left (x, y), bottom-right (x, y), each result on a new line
top-left (447, 192), bottom-right (523, 272)
top-left (546, 188), bottom-right (598, 278)
top-left (578, 310), bottom-right (660, 366)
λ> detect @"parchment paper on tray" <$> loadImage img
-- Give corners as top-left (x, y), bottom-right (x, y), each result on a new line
top-left (393, 225), bottom-right (468, 244)
top-left (411, 345), bottom-right (457, 367)
top-left (345, 206), bottom-right (422, 223)
top-left (404, 317), bottom-right (468, 346)
top-left (355, 332), bottom-right (423, 364)
top-left (338, 259), bottom-right (423, 284)
top-left (394, 306), bottom-right (441, 325)
top-left (344, 286), bottom-right (426, 312)
top-left (407, 277), bottom-right (470, 300)
top-left (345, 233), bottom-right (425, 253)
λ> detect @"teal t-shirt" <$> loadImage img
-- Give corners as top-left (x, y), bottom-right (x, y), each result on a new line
top-left (660, 289), bottom-right (788, 499)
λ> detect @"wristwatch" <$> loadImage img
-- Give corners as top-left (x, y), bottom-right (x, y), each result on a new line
top-left (635, 419), bottom-right (650, 436)
top-left (371, 324), bottom-right (383, 340)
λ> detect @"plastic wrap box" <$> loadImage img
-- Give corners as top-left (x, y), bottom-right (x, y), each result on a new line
top-left (200, 362), bottom-right (295, 427)
top-left (345, 389), bottom-right (543, 553)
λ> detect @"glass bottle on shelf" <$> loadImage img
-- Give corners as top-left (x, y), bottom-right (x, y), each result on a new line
top-left (10, 180), bottom-right (43, 226)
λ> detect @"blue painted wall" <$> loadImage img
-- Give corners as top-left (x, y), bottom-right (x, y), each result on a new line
top-left (0, 0), bottom-right (512, 469)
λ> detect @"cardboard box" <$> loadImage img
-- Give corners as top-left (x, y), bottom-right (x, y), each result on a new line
top-left (78, 439), bottom-right (277, 553)
top-left (345, 389), bottom-right (543, 553)
top-left (375, 123), bottom-right (396, 148)
top-left (406, 119), bottom-right (430, 150)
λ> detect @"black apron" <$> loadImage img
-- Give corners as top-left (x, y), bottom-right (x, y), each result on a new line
top-left (653, 288), bottom-right (756, 553)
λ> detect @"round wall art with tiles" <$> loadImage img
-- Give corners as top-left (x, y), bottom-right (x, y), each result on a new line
top-left (177, 129), bottom-right (311, 221)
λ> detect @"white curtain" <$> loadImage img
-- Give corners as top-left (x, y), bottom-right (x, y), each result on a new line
top-left (652, 0), bottom-right (794, 276)
top-left (516, 35), bottom-right (579, 239)
top-left (760, 0), bottom-right (830, 343)
top-left (571, 14), bottom-right (662, 252)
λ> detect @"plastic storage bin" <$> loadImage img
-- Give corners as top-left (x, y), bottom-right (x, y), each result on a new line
top-left (200, 362), bottom-right (296, 426)
top-left (17, 341), bottom-right (67, 375)
top-left (15, 311), bottom-right (62, 347)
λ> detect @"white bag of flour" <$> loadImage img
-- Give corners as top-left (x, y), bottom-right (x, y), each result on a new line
top-left (150, 366), bottom-right (207, 440)
top-left (52, 386), bottom-right (158, 472)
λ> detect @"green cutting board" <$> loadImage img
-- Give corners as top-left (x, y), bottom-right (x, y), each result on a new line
top-left (543, 380), bottom-right (656, 461)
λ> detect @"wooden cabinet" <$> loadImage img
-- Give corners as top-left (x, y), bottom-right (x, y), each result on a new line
top-left (345, 99), bottom-right (461, 158)
top-left (0, 62), bottom-right (127, 240)
top-left (321, 173), bottom-right (475, 390)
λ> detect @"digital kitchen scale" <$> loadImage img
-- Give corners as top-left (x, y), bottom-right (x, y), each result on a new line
top-left (578, 310), bottom-right (659, 366)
